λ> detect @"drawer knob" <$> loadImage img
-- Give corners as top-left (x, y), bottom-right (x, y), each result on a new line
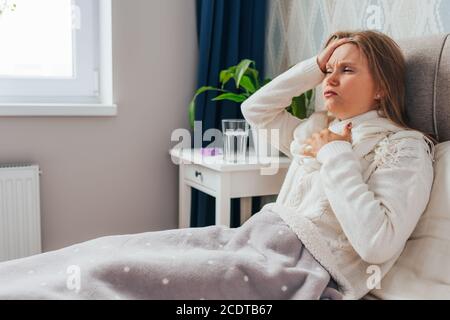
top-left (195, 171), bottom-right (203, 179)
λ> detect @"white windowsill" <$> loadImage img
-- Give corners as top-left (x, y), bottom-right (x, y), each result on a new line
top-left (0, 103), bottom-right (118, 116)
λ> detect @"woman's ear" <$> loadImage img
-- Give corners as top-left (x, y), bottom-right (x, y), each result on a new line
top-left (374, 89), bottom-right (385, 100)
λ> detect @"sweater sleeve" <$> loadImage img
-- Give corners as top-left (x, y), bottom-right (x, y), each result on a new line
top-left (318, 137), bottom-right (434, 265)
top-left (241, 56), bottom-right (326, 158)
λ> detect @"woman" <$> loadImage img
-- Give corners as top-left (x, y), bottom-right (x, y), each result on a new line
top-left (0, 30), bottom-right (434, 300)
top-left (241, 30), bottom-right (435, 298)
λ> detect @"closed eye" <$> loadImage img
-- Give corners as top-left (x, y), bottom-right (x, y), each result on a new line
top-left (325, 67), bottom-right (354, 74)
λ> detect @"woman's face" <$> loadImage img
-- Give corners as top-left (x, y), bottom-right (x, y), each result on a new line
top-left (322, 43), bottom-right (380, 120)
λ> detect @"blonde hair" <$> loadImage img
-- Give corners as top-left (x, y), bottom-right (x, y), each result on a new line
top-left (324, 30), bottom-right (438, 144)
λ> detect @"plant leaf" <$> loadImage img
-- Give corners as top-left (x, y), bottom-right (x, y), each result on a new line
top-left (193, 86), bottom-right (225, 98)
top-left (290, 98), bottom-right (299, 118)
top-left (239, 75), bottom-right (256, 94)
top-left (290, 95), bottom-right (307, 119)
top-left (234, 59), bottom-right (255, 89)
top-left (262, 78), bottom-right (271, 86)
top-left (220, 70), bottom-right (234, 89)
top-left (226, 66), bottom-right (237, 73)
top-left (220, 66), bottom-right (237, 87)
top-left (246, 67), bottom-right (260, 89)
top-left (189, 86), bottom-right (226, 128)
top-left (212, 93), bottom-right (248, 103)
top-left (188, 99), bottom-right (196, 129)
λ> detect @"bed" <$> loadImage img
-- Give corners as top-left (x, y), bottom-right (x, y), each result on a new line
top-left (363, 32), bottom-right (450, 300)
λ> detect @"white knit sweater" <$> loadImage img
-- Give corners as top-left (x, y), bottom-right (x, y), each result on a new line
top-left (241, 56), bottom-right (435, 299)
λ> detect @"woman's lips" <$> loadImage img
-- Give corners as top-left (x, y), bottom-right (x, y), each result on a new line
top-left (324, 91), bottom-right (337, 98)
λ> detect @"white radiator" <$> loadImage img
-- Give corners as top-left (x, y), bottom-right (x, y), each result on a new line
top-left (0, 165), bottom-right (41, 262)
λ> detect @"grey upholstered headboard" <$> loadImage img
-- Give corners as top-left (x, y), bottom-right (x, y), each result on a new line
top-left (397, 33), bottom-right (450, 143)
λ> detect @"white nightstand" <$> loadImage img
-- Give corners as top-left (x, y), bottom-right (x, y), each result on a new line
top-left (169, 148), bottom-right (291, 228)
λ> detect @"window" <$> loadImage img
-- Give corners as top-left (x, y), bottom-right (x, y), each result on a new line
top-left (0, 0), bottom-right (115, 116)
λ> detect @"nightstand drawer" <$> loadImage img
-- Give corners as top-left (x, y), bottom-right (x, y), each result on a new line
top-left (185, 164), bottom-right (219, 190)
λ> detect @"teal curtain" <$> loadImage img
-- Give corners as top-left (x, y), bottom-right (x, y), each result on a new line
top-left (191, 0), bottom-right (268, 227)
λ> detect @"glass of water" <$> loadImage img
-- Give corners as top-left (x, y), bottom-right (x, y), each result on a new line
top-left (222, 119), bottom-right (249, 163)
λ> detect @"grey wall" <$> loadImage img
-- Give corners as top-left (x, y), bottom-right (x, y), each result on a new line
top-left (0, 0), bottom-right (198, 251)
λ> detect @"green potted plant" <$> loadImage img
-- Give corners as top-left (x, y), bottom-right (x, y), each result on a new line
top-left (189, 59), bottom-right (315, 156)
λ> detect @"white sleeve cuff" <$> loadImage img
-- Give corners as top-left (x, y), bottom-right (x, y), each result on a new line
top-left (316, 141), bottom-right (353, 164)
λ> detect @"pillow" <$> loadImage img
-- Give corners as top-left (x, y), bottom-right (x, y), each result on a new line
top-left (366, 141), bottom-right (450, 299)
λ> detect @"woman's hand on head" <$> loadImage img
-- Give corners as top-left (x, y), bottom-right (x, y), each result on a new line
top-left (317, 37), bottom-right (353, 73)
top-left (302, 122), bottom-right (353, 158)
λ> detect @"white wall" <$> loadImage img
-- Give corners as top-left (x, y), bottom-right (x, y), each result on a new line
top-left (0, 0), bottom-right (198, 251)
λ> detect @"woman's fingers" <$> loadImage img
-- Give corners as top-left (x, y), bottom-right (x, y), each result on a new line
top-left (325, 38), bottom-right (352, 57)
top-left (328, 38), bottom-right (352, 51)
top-left (332, 37), bottom-right (352, 47)
top-left (318, 37), bottom-right (353, 72)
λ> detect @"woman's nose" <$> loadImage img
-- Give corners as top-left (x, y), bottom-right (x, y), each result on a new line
top-left (326, 72), bottom-right (339, 86)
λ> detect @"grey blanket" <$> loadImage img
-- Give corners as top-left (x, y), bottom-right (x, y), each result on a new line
top-left (0, 205), bottom-right (342, 300)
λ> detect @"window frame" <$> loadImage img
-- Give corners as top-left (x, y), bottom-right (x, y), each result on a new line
top-left (0, 0), bottom-right (116, 117)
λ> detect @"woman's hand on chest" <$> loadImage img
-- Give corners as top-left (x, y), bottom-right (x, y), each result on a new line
top-left (302, 122), bottom-right (353, 158)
